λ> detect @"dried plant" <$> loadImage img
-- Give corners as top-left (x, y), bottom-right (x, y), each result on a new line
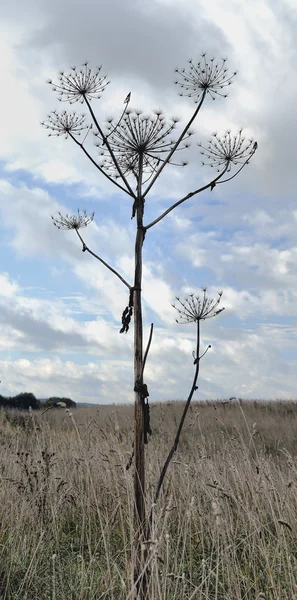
top-left (198, 129), bottom-right (257, 172)
top-left (152, 290), bottom-right (224, 520)
top-left (43, 53), bottom-right (257, 598)
top-left (174, 54), bottom-right (236, 102)
top-left (41, 110), bottom-right (88, 139)
top-left (46, 62), bottom-right (109, 103)
top-left (51, 209), bottom-right (95, 230)
top-left (6, 448), bottom-right (75, 524)
top-left (172, 289), bottom-right (224, 323)
top-left (97, 110), bottom-right (191, 182)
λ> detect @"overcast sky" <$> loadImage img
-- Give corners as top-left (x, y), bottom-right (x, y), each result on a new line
top-left (0, 0), bottom-right (296, 404)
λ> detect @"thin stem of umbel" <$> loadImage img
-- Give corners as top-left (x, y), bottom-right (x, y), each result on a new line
top-left (150, 319), bottom-right (201, 525)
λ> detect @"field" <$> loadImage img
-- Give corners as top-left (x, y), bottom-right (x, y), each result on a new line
top-left (0, 399), bottom-right (297, 599)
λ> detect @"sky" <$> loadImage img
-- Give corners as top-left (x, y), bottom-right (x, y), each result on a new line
top-left (0, 0), bottom-right (297, 404)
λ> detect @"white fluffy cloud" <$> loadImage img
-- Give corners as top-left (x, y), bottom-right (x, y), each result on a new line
top-left (0, 0), bottom-right (296, 403)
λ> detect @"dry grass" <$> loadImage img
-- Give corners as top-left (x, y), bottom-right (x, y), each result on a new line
top-left (0, 399), bottom-right (297, 599)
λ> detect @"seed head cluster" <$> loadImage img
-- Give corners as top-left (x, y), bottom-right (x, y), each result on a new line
top-left (51, 209), bottom-right (95, 230)
top-left (199, 129), bottom-right (257, 172)
top-left (46, 62), bottom-right (109, 104)
top-left (173, 289), bottom-right (224, 323)
top-left (96, 109), bottom-right (191, 180)
top-left (174, 54), bottom-right (236, 102)
top-left (41, 110), bottom-right (88, 139)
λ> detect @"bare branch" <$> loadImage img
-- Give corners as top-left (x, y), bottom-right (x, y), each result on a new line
top-left (216, 141), bottom-right (258, 184)
top-left (143, 90), bottom-right (207, 198)
top-left (151, 319), bottom-right (200, 518)
top-left (83, 96), bottom-right (136, 198)
top-left (69, 132), bottom-right (133, 196)
top-left (145, 166), bottom-right (228, 230)
top-left (140, 323), bottom-right (154, 381)
top-left (75, 229), bottom-right (132, 290)
top-left (102, 91), bottom-right (131, 141)
top-left (151, 290), bottom-right (224, 518)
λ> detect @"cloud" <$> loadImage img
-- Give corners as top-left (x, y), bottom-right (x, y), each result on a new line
top-left (0, 356), bottom-right (133, 404)
top-left (0, 273), bottom-right (19, 297)
top-left (0, 0), bottom-right (296, 403)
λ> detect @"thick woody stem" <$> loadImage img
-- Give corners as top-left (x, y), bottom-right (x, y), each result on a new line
top-left (133, 155), bottom-right (148, 598)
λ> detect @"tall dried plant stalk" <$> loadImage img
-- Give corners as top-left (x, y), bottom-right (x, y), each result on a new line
top-left (42, 54), bottom-right (257, 599)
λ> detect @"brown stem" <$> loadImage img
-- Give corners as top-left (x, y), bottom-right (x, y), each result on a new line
top-left (133, 155), bottom-right (148, 598)
top-left (145, 166), bottom-right (228, 231)
top-left (143, 90), bottom-right (207, 198)
top-left (75, 229), bottom-right (131, 290)
top-left (83, 96), bottom-right (136, 198)
top-left (151, 319), bottom-right (200, 523)
top-left (140, 323), bottom-right (153, 381)
top-left (133, 227), bottom-right (146, 597)
top-left (216, 146), bottom-right (258, 185)
top-left (69, 133), bottom-right (131, 197)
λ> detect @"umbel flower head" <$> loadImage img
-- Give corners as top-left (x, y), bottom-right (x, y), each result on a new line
top-left (174, 53), bottom-right (236, 103)
top-left (46, 62), bottom-right (109, 104)
top-left (173, 289), bottom-right (224, 323)
top-left (97, 109), bottom-right (191, 180)
top-left (51, 209), bottom-right (95, 230)
top-left (41, 110), bottom-right (88, 139)
top-left (198, 129), bottom-right (257, 172)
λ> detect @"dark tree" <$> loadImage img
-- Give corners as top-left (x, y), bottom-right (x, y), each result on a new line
top-left (11, 392), bottom-right (40, 410)
top-left (45, 397), bottom-right (76, 408)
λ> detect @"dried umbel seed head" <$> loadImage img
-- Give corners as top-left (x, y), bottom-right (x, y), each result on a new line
top-left (46, 62), bottom-right (110, 104)
top-left (174, 53), bottom-right (236, 102)
top-left (199, 129), bottom-right (257, 172)
top-left (51, 209), bottom-right (95, 230)
top-left (97, 109), bottom-right (191, 181)
top-left (173, 289), bottom-right (224, 323)
top-left (41, 110), bottom-right (88, 139)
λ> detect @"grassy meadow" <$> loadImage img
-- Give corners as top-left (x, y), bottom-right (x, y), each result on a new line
top-left (0, 399), bottom-right (297, 599)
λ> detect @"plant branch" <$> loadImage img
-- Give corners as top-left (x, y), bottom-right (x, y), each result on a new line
top-left (143, 91), bottom-right (207, 198)
top-left (140, 323), bottom-right (154, 381)
top-left (145, 165), bottom-right (228, 230)
top-left (75, 229), bottom-right (131, 290)
top-left (69, 133), bottom-right (131, 196)
top-left (83, 96), bottom-right (136, 198)
top-left (103, 94), bottom-right (130, 140)
top-left (216, 144), bottom-right (258, 185)
top-left (151, 319), bottom-right (200, 518)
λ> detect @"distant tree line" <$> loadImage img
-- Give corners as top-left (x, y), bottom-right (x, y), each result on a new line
top-left (0, 392), bottom-right (76, 411)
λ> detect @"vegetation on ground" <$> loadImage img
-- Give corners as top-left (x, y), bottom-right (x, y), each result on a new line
top-left (0, 399), bottom-right (296, 599)
top-left (0, 393), bottom-right (76, 411)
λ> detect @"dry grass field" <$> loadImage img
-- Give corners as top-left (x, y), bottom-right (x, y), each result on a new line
top-left (0, 399), bottom-right (297, 599)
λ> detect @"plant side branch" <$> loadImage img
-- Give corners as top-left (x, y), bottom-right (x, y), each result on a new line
top-left (145, 166), bottom-right (228, 230)
top-left (84, 96), bottom-right (136, 198)
top-left (143, 90), bottom-right (207, 198)
top-left (69, 133), bottom-right (132, 197)
top-left (75, 229), bottom-right (132, 290)
top-left (151, 319), bottom-right (201, 521)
